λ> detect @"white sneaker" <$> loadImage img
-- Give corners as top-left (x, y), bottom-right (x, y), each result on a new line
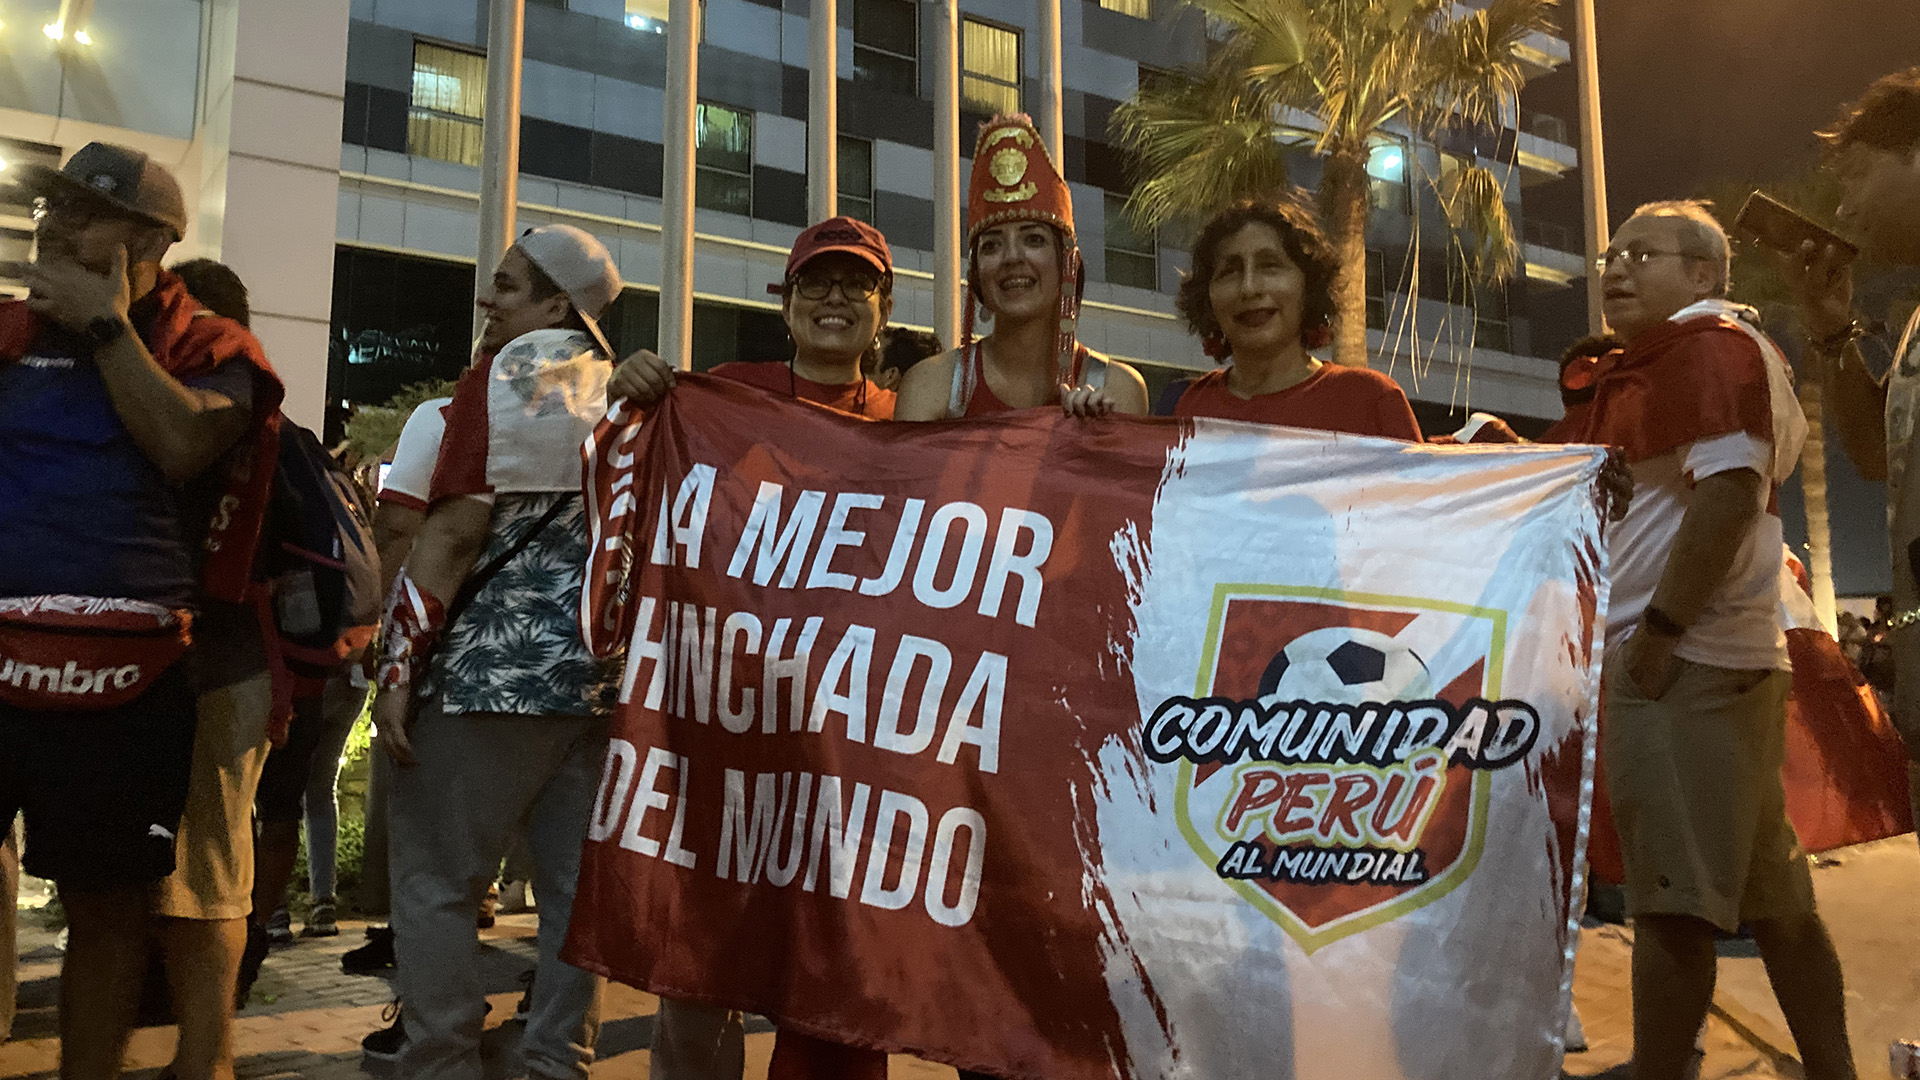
top-left (497, 878), bottom-right (535, 914)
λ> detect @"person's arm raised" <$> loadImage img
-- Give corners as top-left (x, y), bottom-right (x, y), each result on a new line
top-left (1774, 241), bottom-right (1888, 481)
top-left (1061, 355), bottom-right (1150, 418)
top-left (24, 246), bottom-right (250, 482)
top-left (609, 348), bottom-right (677, 409)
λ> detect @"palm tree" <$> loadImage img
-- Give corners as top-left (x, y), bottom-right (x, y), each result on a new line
top-left (1113, 0), bottom-right (1556, 367)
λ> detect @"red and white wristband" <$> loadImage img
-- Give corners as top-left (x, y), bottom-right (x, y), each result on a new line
top-left (375, 571), bottom-right (447, 692)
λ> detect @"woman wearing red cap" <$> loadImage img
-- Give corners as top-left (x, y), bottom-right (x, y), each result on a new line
top-left (895, 114), bottom-right (1148, 420)
top-left (1170, 197), bottom-right (1421, 438)
top-left (612, 216), bottom-right (900, 418)
top-left (610, 217), bottom-right (905, 1080)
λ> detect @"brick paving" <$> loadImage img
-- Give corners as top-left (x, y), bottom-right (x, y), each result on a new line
top-left (7, 842), bottom-right (1915, 1079)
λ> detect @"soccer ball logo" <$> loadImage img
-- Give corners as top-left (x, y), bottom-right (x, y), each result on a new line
top-left (1258, 626), bottom-right (1434, 705)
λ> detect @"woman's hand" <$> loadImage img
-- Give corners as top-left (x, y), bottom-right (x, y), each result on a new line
top-left (610, 349), bottom-right (676, 408)
top-left (1061, 383), bottom-right (1118, 418)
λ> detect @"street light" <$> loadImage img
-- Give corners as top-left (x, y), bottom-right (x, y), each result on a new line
top-left (44, 0), bottom-right (94, 44)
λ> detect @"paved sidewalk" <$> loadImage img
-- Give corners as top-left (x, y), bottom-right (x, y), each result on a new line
top-left (0, 834), bottom-right (1910, 1078)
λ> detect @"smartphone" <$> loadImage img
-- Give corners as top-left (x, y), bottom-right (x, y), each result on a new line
top-left (1735, 191), bottom-right (1858, 266)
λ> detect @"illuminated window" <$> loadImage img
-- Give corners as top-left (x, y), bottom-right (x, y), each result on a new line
top-left (1099, 0), bottom-right (1151, 18)
top-left (962, 19), bottom-right (1020, 116)
top-left (695, 103), bottom-right (753, 216)
top-left (839, 136), bottom-right (874, 222)
top-left (854, 0), bottom-right (918, 96)
top-left (626, 0), bottom-right (670, 32)
top-left (1366, 139), bottom-right (1408, 215)
top-left (409, 42), bottom-right (486, 167)
top-left (1104, 193), bottom-right (1157, 290)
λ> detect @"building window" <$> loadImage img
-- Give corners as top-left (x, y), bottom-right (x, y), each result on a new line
top-left (854, 0), bottom-right (918, 97)
top-left (1099, 0), bottom-right (1151, 18)
top-left (839, 136), bottom-right (875, 222)
top-left (409, 42), bottom-right (487, 167)
top-left (625, 0), bottom-right (670, 31)
top-left (1366, 139), bottom-right (1408, 215)
top-left (962, 19), bottom-right (1020, 116)
top-left (1473, 278), bottom-right (1511, 352)
top-left (1104, 193), bottom-right (1157, 290)
top-left (695, 103), bottom-right (753, 216)
top-left (1364, 249), bottom-right (1387, 330)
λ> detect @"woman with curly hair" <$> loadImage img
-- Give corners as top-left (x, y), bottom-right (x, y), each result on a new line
top-left (1172, 197), bottom-right (1420, 439)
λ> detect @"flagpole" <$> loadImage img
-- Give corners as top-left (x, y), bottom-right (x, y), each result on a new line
top-left (1035, 0), bottom-right (1064, 163)
top-left (661, 0), bottom-right (701, 369)
top-left (932, 0), bottom-right (961, 348)
top-left (808, 0), bottom-right (837, 221)
top-left (474, 0), bottom-right (524, 341)
top-left (1570, 0), bottom-right (1608, 335)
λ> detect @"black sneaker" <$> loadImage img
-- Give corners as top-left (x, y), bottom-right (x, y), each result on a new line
top-left (264, 905), bottom-right (293, 946)
top-left (360, 997), bottom-right (488, 1063)
top-left (235, 921), bottom-right (271, 1010)
top-left (362, 1000), bottom-right (405, 1063)
top-left (343, 925), bottom-right (396, 976)
top-left (515, 969), bottom-right (535, 1019)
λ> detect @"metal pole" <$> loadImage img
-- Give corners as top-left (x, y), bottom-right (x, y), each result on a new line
top-left (1035, 0), bottom-right (1063, 163)
top-left (808, 0), bottom-right (838, 221)
top-left (661, 0), bottom-right (701, 369)
top-left (474, 0), bottom-right (525, 341)
top-left (932, 0), bottom-right (961, 348)
top-left (1570, 0), bottom-right (1608, 335)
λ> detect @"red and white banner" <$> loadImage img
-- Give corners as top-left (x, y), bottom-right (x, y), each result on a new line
top-left (567, 375), bottom-right (1612, 1080)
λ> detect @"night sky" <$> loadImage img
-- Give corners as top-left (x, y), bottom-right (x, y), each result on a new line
top-left (1526, 0), bottom-right (1920, 596)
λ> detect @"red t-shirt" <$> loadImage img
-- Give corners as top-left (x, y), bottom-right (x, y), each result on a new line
top-left (1174, 365), bottom-right (1422, 441)
top-left (711, 361), bottom-right (896, 420)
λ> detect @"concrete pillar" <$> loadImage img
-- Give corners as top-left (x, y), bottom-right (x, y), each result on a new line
top-left (196, 0), bottom-right (352, 431)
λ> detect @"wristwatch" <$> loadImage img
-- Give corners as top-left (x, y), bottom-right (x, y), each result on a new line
top-left (83, 314), bottom-right (127, 348)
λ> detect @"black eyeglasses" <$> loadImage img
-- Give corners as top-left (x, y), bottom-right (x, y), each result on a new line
top-left (791, 271), bottom-right (882, 301)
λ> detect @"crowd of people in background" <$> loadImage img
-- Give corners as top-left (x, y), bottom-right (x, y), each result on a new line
top-left (0, 59), bottom-right (1917, 1080)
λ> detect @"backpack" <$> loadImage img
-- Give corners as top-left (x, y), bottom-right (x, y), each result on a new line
top-left (261, 418), bottom-right (381, 682)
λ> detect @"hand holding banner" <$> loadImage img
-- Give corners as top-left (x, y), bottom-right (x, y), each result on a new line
top-left (568, 375), bottom-right (1611, 1079)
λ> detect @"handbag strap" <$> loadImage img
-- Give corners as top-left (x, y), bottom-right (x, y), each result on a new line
top-left (444, 493), bottom-right (575, 631)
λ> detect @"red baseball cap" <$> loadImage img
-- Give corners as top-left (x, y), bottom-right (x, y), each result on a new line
top-left (781, 216), bottom-right (892, 283)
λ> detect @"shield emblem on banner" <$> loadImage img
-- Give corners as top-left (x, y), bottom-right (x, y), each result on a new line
top-left (1172, 584), bottom-right (1509, 954)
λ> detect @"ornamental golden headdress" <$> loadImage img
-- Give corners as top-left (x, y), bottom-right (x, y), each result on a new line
top-left (962, 114), bottom-right (1084, 376)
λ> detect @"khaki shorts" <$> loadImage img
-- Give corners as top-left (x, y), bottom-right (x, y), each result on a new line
top-left (152, 672), bottom-right (273, 921)
top-left (1602, 657), bottom-right (1815, 932)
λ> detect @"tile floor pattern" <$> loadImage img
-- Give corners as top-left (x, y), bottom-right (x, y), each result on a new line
top-left (8, 834), bottom-right (1917, 1080)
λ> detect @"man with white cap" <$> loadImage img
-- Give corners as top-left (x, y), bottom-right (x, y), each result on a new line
top-left (370, 224), bottom-right (624, 1077)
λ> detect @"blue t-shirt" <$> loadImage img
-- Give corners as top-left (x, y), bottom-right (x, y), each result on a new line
top-left (0, 315), bottom-right (254, 606)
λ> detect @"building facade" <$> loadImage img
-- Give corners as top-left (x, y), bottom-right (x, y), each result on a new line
top-left (0, 0), bottom-right (1596, 436)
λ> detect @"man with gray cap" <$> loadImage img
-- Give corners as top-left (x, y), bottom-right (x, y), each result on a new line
top-left (368, 224), bottom-right (623, 1077)
top-left (0, 142), bottom-right (280, 1079)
